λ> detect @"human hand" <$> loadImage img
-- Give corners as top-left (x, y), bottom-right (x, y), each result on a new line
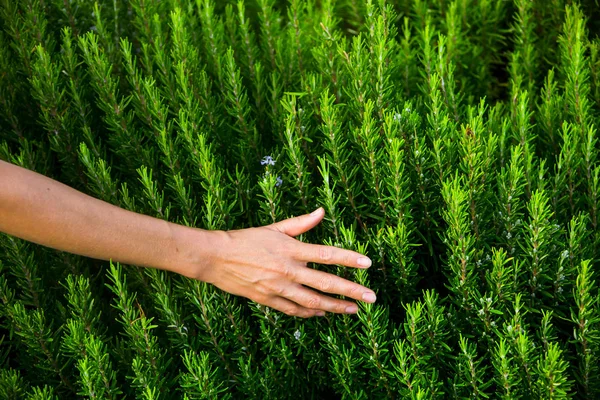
top-left (194, 208), bottom-right (377, 318)
top-left (0, 161), bottom-right (374, 318)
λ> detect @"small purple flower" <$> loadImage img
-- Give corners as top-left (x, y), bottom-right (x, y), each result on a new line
top-left (261, 155), bottom-right (276, 166)
top-left (276, 176), bottom-right (283, 187)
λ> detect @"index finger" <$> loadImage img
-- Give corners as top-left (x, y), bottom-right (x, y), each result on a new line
top-left (297, 243), bottom-right (372, 268)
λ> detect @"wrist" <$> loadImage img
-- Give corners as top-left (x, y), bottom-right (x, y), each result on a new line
top-left (167, 224), bottom-right (228, 282)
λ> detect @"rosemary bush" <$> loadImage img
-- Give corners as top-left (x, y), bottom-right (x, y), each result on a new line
top-left (2, 0), bottom-right (600, 398)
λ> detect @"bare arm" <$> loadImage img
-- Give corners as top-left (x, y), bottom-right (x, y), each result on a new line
top-left (0, 160), bottom-right (194, 274)
top-left (0, 160), bottom-right (376, 317)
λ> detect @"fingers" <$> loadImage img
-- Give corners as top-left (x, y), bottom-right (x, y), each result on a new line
top-left (268, 207), bottom-right (325, 237)
top-left (253, 266), bottom-right (377, 318)
top-left (295, 267), bottom-right (377, 304)
top-left (297, 242), bottom-right (372, 269)
top-left (261, 295), bottom-right (325, 318)
top-left (268, 209), bottom-right (372, 268)
top-left (284, 284), bottom-right (361, 314)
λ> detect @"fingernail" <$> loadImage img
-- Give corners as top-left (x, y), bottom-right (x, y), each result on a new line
top-left (345, 305), bottom-right (358, 313)
top-left (316, 311), bottom-right (325, 317)
top-left (362, 292), bottom-right (377, 303)
top-left (311, 207), bottom-right (323, 216)
top-left (357, 257), bottom-right (372, 268)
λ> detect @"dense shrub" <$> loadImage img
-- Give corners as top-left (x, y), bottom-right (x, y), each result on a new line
top-left (2, 0), bottom-right (600, 398)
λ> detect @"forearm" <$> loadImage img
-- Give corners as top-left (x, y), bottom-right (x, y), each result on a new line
top-left (0, 160), bottom-right (211, 277)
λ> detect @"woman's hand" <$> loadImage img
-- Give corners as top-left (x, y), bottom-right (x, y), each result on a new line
top-left (187, 208), bottom-right (377, 318)
top-left (1, 161), bottom-right (375, 318)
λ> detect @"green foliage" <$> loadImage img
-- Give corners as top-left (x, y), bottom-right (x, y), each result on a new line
top-left (2, 0), bottom-right (600, 398)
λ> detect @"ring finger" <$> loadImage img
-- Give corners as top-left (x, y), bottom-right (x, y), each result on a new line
top-left (283, 284), bottom-right (359, 314)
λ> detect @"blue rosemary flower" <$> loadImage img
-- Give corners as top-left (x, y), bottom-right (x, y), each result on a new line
top-left (261, 155), bottom-right (276, 166)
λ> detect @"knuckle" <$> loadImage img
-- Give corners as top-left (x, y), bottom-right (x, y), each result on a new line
top-left (284, 307), bottom-right (299, 317)
top-left (318, 246), bottom-right (332, 262)
top-left (343, 252), bottom-right (352, 265)
top-left (274, 285), bottom-right (286, 296)
top-left (318, 276), bottom-right (333, 292)
top-left (263, 281), bottom-right (285, 296)
top-left (260, 281), bottom-right (282, 296)
top-left (282, 240), bottom-right (298, 257)
top-left (258, 280), bottom-right (273, 294)
top-left (281, 264), bottom-right (295, 280)
top-left (253, 293), bottom-right (267, 304)
top-left (306, 296), bottom-right (321, 309)
top-left (347, 284), bottom-right (361, 297)
top-left (296, 308), bottom-right (312, 318)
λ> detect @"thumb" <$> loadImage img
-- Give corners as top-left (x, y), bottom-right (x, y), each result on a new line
top-left (269, 208), bottom-right (325, 237)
